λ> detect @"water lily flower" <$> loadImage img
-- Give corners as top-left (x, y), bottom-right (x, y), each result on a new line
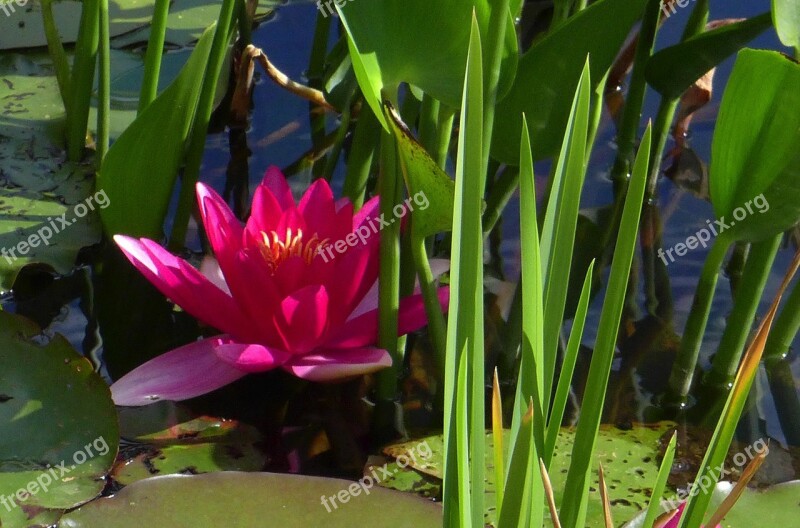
top-left (111, 167), bottom-right (448, 406)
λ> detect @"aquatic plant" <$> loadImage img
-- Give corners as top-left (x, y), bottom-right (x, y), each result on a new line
top-left (111, 168), bottom-right (447, 406)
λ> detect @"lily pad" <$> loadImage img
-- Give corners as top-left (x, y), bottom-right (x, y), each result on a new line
top-left (112, 414), bottom-right (268, 485)
top-left (0, 0), bottom-right (275, 50)
top-left (0, 311), bottom-right (119, 528)
top-left (57, 472), bottom-right (442, 527)
top-left (622, 480), bottom-right (800, 527)
top-left (380, 422), bottom-right (676, 527)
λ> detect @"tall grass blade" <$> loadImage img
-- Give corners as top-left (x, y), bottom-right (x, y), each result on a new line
top-left (559, 125), bottom-right (652, 528)
top-left (544, 260), bottom-right (594, 465)
top-left (540, 60), bottom-right (591, 406)
top-left (443, 13), bottom-right (487, 528)
top-left (642, 432), bottom-right (677, 528)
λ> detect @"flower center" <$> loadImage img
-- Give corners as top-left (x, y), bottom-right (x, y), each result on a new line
top-left (259, 228), bottom-right (328, 273)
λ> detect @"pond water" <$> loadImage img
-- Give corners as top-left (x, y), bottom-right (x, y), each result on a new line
top-left (2, 0), bottom-right (797, 472)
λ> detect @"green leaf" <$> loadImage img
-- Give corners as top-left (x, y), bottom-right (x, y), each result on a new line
top-left (0, 0), bottom-right (274, 50)
top-left (443, 14), bottom-right (486, 527)
top-left (709, 49), bottom-right (800, 242)
top-left (57, 472), bottom-right (443, 527)
top-left (491, 0), bottom-right (647, 163)
top-left (97, 25), bottom-right (215, 237)
top-left (383, 102), bottom-right (456, 239)
top-left (337, 0), bottom-right (517, 129)
top-left (111, 415), bottom-right (268, 486)
top-left (773, 0), bottom-right (800, 49)
top-left (644, 13), bottom-right (773, 100)
top-left (540, 60), bottom-right (591, 405)
top-left (0, 312), bottom-right (119, 528)
top-left (560, 125), bottom-right (651, 528)
top-left (381, 422), bottom-right (676, 527)
top-left (641, 433), bottom-right (676, 528)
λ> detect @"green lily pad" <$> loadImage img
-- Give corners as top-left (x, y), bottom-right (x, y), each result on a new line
top-left (57, 472), bottom-right (442, 527)
top-left (0, 311), bottom-right (119, 528)
top-left (622, 480), bottom-right (800, 527)
top-left (0, 0), bottom-right (153, 50)
top-left (380, 422), bottom-right (676, 527)
top-left (0, 0), bottom-right (275, 50)
top-left (112, 414), bottom-right (268, 485)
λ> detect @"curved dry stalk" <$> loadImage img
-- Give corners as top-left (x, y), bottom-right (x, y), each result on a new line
top-left (705, 444), bottom-right (768, 526)
top-left (243, 44), bottom-right (337, 112)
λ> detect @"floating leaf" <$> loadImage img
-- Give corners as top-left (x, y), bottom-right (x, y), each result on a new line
top-left (381, 422), bottom-right (676, 527)
top-left (0, 312), bottom-right (118, 528)
top-left (112, 415), bottom-right (267, 485)
top-left (57, 472), bottom-right (442, 527)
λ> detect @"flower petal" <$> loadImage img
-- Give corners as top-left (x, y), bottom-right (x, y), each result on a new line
top-left (245, 182), bottom-right (283, 246)
top-left (114, 235), bottom-right (255, 340)
top-left (111, 336), bottom-right (248, 406)
top-left (297, 178), bottom-right (336, 237)
top-left (196, 183), bottom-right (244, 263)
top-left (353, 195), bottom-right (380, 230)
top-left (283, 347), bottom-right (392, 381)
top-left (273, 284), bottom-right (330, 353)
top-left (263, 165), bottom-right (295, 210)
top-left (214, 342), bottom-right (292, 373)
top-left (325, 287), bottom-right (449, 348)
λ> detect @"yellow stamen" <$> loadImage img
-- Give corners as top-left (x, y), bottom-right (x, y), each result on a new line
top-left (259, 228), bottom-right (328, 273)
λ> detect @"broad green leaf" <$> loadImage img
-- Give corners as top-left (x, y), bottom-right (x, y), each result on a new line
top-left (111, 416), bottom-right (267, 485)
top-left (644, 13), bottom-right (773, 100)
top-left (57, 472), bottom-right (442, 527)
top-left (0, 312), bottom-right (118, 528)
top-left (337, 0), bottom-right (517, 129)
top-left (559, 126), bottom-right (651, 528)
top-left (709, 49), bottom-right (800, 242)
top-left (491, 0), bottom-right (647, 163)
top-left (773, 0), bottom-right (800, 49)
top-left (383, 102), bottom-right (456, 239)
top-left (97, 25), bottom-right (214, 237)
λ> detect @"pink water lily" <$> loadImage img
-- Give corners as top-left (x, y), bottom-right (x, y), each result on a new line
top-left (111, 167), bottom-right (448, 406)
